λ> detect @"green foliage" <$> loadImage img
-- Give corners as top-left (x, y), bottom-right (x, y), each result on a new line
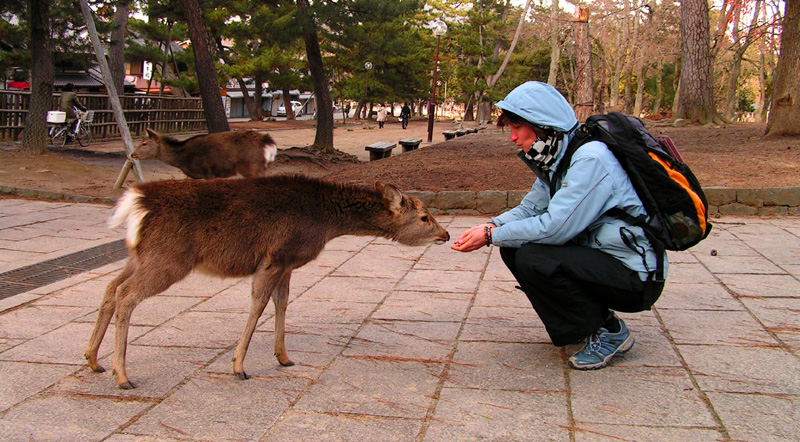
top-left (1, 0), bottom-right (97, 75)
top-left (4, 0), bottom-right (776, 119)
top-left (737, 89), bottom-right (755, 113)
top-left (321, 0), bottom-right (428, 104)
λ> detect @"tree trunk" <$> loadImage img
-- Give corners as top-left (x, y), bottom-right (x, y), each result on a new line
top-left (20, 0), bottom-right (53, 154)
top-left (254, 76), bottom-right (264, 118)
top-left (487, 0), bottom-right (532, 87)
top-left (464, 99), bottom-right (475, 121)
top-left (109, 0), bottom-right (130, 96)
top-left (213, 36), bottom-right (261, 122)
top-left (596, 66), bottom-right (607, 113)
top-left (547, 0), bottom-right (561, 86)
top-left (281, 87), bottom-right (295, 121)
top-left (237, 77), bottom-right (261, 121)
top-left (297, 0), bottom-right (334, 152)
top-left (610, 0), bottom-right (632, 108)
top-left (675, 0), bottom-right (717, 124)
top-left (573, 7), bottom-right (593, 123)
top-left (766, 0), bottom-right (800, 136)
top-left (672, 56), bottom-right (681, 115)
top-left (724, 55), bottom-right (744, 120)
top-left (180, 0), bottom-right (229, 133)
top-left (652, 58), bottom-right (664, 115)
top-left (633, 57), bottom-right (647, 117)
top-left (758, 47), bottom-right (768, 122)
top-left (724, 0), bottom-right (762, 120)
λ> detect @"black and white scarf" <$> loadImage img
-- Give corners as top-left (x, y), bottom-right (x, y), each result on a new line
top-left (523, 134), bottom-right (561, 171)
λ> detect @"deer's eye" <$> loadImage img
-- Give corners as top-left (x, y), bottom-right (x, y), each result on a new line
top-left (421, 216), bottom-right (429, 223)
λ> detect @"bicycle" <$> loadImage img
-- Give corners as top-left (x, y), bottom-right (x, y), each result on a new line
top-left (47, 108), bottom-right (94, 147)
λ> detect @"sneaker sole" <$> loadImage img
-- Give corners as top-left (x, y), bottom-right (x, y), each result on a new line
top-left (568, 335), bottom-right (635, 370)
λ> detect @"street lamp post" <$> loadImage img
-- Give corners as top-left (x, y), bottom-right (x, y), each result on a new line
top-left (363, 61), bottom-right (373, 119)
top-left (427, 19), bottom-right (447, 143)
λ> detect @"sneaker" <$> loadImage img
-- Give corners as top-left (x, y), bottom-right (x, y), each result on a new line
top-left (568, 318), bottom-right (634, 370)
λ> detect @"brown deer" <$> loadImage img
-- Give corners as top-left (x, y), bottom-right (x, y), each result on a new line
top-left (132, 128), bottom-right (277, 179)
top-left (84, 175), bottom-right (450, 389)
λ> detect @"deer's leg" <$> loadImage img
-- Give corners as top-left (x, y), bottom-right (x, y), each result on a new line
top-left (84, 261), bottom-right (135, 372)
top-left (111, 278), bottom-right (141, 389)
top-left (233, 263), bottom-right (284, 380)
top-left (272, 272), bottom-right (293, 367)
top-left (112, 264), bottom-right (189, 389)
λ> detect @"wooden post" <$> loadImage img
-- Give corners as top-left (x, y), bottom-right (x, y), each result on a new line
top-left (78, 0), bottom-right (144, 188)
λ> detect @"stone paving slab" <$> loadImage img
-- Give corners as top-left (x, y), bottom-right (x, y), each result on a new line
top-left (1, 198), bottom-right (799, 441)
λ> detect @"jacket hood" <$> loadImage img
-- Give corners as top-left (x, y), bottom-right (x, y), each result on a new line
top-left (495, 81), bottom-right (579, 133)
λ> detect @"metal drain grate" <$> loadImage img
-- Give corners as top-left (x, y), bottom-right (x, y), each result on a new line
top-left (0, 239), bottom-right (128, 301)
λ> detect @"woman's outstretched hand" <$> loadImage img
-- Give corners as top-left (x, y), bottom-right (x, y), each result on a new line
top-left (451, 223), bottom-right (495, 252)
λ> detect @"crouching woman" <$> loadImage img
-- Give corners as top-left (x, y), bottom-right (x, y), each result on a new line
top-left (452, 81), bottom-right (666, 370)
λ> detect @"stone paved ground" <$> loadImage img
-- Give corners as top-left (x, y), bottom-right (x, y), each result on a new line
top-left (1, 198), bottom-right (799, 441)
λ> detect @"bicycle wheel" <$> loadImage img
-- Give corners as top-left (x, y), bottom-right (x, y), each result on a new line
top-left (76, 123), bottom-right (92, 147)
top-left (51, 127), bottom-right (67, 147)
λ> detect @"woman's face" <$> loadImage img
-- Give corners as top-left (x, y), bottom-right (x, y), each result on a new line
top-left (509, 123), bottom-right (546, 152)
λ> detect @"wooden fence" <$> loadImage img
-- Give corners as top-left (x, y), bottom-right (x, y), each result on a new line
top-left (0, 91), bottom-right (208, 142)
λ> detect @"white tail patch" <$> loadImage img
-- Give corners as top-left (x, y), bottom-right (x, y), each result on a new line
top-left (263, 143), bottom-right (278, 163)
top-left (107, 188), bottom-right (148, 249)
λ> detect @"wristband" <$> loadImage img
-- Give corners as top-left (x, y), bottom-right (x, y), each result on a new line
top-left (484, 226), bottom-right (493, 246)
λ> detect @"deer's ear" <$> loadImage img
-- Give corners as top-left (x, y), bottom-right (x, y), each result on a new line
top-left (145, 128), bottom-right (160, 139)
top-left (378, 181), bottom-right (403, 213)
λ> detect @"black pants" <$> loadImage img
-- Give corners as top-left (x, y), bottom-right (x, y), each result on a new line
top-left (500, 243), bottom-right (663, 346)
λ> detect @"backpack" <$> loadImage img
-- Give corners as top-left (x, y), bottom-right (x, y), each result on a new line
top-left (554, 112), bottom-right (712, 302)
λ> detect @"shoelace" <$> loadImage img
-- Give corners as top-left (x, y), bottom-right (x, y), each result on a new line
top-left (585, 332), bottom-right (603, 354)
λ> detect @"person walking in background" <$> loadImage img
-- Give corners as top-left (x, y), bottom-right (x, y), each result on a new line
top-left (400, 103), bottom-right (411, 129)
top-left (344, 103), bottom-right (351, 118)
top-left (451, 81), bottom-right (666, 371)
top-left (377, 103), bottom-right (388, 129)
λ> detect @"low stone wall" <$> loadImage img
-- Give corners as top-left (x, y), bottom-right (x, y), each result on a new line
top-left (3, 185), bottom-right (799, 216)
top-left (408, 186), bottom-right (800, 216)
top-left (704, 187), bottom-right (800, 216)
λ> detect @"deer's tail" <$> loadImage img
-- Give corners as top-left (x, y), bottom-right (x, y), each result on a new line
top-left (107, 188), bottom-right (147, 249)
top-left (262, 133), bottom-right (278, 164)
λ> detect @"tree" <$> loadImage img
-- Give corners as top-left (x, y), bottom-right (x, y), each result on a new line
top-left (675, 0), bottom-right (720, 124)
top-left (486, 0), bottom-right (532, 88)
top-left (109, 0), bottom-right (131, 96)
top-left (179, 0), bottom-right (229, 133)
top-left (296, 0), bottom-right (333, 152)
top-left (722, 0), bottom-right (765, 120)
top-left (547, 0), bottom-right (562, 85)
top-left (766, 0), bottom-right (800, 136)
top-left (128, 2), bottom-right (191, 97)
top-left (19, 0), bottom-right (53, 154)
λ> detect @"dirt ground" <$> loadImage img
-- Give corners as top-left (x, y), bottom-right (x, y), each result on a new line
top-left (1, 117), bottom-right (798, 202)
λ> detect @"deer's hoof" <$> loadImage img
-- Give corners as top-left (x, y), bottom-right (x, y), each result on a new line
top-left (279, 359), bottom-right (295, 367)
top-left (93, 365), bottom-right (106, 373)
top-left (236, 371), bottom-right (249, 380)
top-left (118, 381), bottom-right (135, 390)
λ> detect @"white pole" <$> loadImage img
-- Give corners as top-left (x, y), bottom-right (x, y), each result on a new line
top-left (78, 0), bottom-right (145, 187)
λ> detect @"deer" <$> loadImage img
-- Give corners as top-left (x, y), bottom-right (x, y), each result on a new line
top-left (132, 128), bottom-right (277, 179)
top-left (84, 175), bottom-right (450, 389)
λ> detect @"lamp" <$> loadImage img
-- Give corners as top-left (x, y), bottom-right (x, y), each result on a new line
top-left (427, 19), bottom-right (447, 143)
top-left (363, 61), bottom-right (373, 119)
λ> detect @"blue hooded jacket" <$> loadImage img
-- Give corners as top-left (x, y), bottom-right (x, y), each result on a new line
top-left (490, 81), bottom-right (666, 281)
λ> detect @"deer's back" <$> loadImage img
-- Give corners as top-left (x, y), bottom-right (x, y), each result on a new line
top-left (169, 131), bottom-right (276, 179)
top-left (131, 176), bottom-right (374, 275)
